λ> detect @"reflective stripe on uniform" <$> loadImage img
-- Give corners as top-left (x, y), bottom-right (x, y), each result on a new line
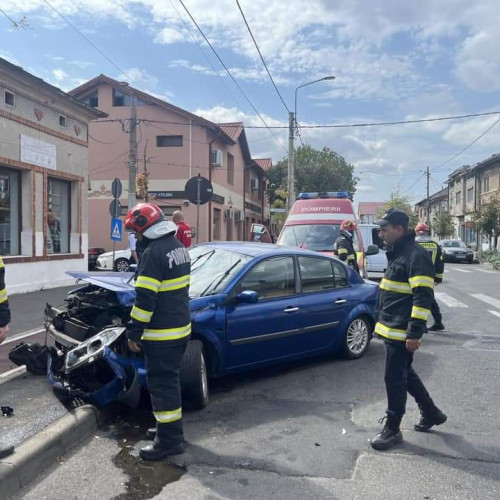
top-left (135, 275), bottom-right (161, 293)
top-left (337, 248), bottom-right (348, 255)
top-left (130, 305), bottom-right (153, 323)
top-left (375, 322), bottom-right (407, 341)
top-left (411, 305), bottom-right (431, 321)
top-left (436, 273), bottom-right (444, 279)
top-left (0, 288), bottom-right (7, 304)
top-left (0, 256), bottom-right (4, 269)
top-left (159, 274), bottom-right (190, 292)
top-left (347, 254), bottom-right (356, 261)
top-left (409, 275), bottom-right (434, 289)
top-left (141, 323), bottom-right (191, 341)
top-left (153, 407), bottom-right (182, 423)
top-left (380, 278), bottom-right (412, 294)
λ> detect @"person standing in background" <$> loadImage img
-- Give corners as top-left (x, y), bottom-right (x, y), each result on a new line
top-left (173, 210), bottom-right (192, 248)
top-left (128, 230), bottom-right (139, 265)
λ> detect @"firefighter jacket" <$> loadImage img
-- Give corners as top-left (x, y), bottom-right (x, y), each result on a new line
top-left (415, 236), bottom-right (445, 283)
top-left (334, 231), bottom-right (359, 273)
top-left (0, 256), bottom-right (10, 327)
top-left (375, 232), bottom-right (435, 342)
top-left (127, 223), bottom-right (191, 343)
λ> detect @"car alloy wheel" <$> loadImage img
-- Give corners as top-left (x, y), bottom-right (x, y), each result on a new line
top-left (341, 317), bottom-right (371, 359)
top-left (114, 258), bottom-right (130, 272)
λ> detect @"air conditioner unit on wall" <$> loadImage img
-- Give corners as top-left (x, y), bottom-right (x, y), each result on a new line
top-left (251, 178), bottom-right (259, 191)
top-left (211, 149), bottom-right (223, 167)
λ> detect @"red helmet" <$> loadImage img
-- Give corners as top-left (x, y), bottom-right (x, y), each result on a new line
top-left (125, 203), bottom-right (165, 234)
top-left (341, 219), bottom-right (357, 231)
top-left (415, 222), bottom-right (429, 234)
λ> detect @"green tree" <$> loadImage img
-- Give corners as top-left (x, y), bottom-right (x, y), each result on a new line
top-left (376, 187), bottom-right (419, 228)
top-left (470, 193), bottom-right (500, 249)
top-left (267, 145), bottom-right (358, 201)
top-left (432, 210), bottom-right (455, 239)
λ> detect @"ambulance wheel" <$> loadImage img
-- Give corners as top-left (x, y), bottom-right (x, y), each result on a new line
top-left (181, 340), bottom-right (209, 410)
top-left (341, 316), bottom-right (371, 359)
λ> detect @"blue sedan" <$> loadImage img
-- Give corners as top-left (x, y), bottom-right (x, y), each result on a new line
top-left (47, 243), bottom-right (378, 409)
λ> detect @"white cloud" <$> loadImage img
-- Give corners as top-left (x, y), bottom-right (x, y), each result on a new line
top-left (52, 68), bottom-right (67, 81)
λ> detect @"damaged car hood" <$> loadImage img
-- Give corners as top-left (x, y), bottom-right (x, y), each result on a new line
top-left (67, 271), bottom-right (135, 292)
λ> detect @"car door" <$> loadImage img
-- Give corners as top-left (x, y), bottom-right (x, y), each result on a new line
top-left (367, 227), bottom-right (387, 272)
top-left (249, 223), bottom-right (273, 243)
top-left (225, 255), bottom-right (300, 369)
top-left (297, 256), bottom-right (353, 351)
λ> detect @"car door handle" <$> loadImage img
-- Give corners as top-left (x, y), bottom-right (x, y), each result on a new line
top-left (283, 307), bottom-right (299, 313)
top-left (334, 299), bottom-right (347, 304)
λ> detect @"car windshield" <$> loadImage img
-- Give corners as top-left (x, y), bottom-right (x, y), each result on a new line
top-left (188, 246), bottom-right (253, 297)
top-left (442, 240), bottom-right (466, 248)
top-left (279, 224), bottom-right (357, 252)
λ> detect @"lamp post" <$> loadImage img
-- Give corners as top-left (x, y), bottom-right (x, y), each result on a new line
top-left (287, 76), bottom-right (335, 210)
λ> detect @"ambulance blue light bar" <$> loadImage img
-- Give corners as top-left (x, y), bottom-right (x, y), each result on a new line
top-left (297, 191), bottom-right (350, 200)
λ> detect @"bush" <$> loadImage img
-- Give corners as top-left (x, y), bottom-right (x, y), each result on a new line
top-left (490, 254), bottom-right (500, 271)
top-left (477, 250), bottom-right (499, 263)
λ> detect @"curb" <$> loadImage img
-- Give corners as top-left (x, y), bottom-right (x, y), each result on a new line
top-left (0, 404), bottom-right (115, 500)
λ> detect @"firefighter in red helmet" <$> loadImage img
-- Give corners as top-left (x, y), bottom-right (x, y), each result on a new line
top-left (125, 203), bottom-right (191, 460)
top-left (334, 219), bottom-right (360, 273)
top-left (415, 222), bottom-right (445, 331)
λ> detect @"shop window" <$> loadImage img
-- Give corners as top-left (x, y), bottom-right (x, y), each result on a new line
top-left (156, 135), bottom-right (183, 147)
top-left (47, 178), bottom-right (70, 254)
top-left (0, 168), bottom-right (20, 255)
top-left (4, 90), bottom-right (15, 107)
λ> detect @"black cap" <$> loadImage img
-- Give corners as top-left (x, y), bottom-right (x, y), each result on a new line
top-left (375, 208), bottom-right (409, 228)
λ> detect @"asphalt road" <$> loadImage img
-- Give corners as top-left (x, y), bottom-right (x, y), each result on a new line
top-left (11, 264), bottom-right (500, 499)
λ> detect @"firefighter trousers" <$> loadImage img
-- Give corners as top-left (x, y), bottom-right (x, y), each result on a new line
top-left (142, 339), bottom-right (187, 448)
top-left (430, 298), bottom-right (442, 323)
top-left (384, 341), bottom-right (437, 427)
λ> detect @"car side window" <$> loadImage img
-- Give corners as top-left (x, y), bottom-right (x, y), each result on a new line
top-left (298, 257), bottom-right (335, 293)
top-left (371, 228), bottom-right (384, 249)
top-left (331, 260), bottom-right (348, 288)
top-left (237, 256), bottom-right (295, 300)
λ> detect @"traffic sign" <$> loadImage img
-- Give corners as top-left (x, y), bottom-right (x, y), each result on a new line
top-left (109, 199), bottom-right (122, 218)
top-left (111, 178), bottom-right (122, 199)
top-left (270, 208), bottom-right (286, 213)
top-left (110, 218), bottom-right (123, 242)
top-left (185, 175), bottom-right (213, 205)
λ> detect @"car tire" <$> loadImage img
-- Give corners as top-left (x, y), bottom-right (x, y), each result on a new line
top-left (114, 258), bottom-right (130, 272)
top-left (180, 340), bottom-right (209, 410)
top-left (340, 316), bottom-right (372, 360)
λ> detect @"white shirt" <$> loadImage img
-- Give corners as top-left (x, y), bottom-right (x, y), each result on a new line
top-left (128, 232), bottom-right (137, 252)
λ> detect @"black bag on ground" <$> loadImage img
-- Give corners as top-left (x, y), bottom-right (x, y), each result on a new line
top-left (8, 342), bottom-right (50, 375)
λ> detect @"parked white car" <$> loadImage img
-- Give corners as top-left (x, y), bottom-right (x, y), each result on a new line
top-left (359, 224), bottom-right (387, 276)
top-left (96, 249), bottom-right (133, 272)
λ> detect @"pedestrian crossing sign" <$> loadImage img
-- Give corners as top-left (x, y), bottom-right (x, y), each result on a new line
top-left (110, 218), bottom-right (123, 242)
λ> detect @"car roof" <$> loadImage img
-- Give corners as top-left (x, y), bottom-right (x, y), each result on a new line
top-left (194, 241), bottom-right (330, 259)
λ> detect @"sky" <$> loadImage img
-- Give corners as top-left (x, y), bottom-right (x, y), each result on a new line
top-left (1, 0), bottom-right (500, 205)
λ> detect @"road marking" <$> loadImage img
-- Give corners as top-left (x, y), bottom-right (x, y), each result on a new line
top-left (477, 269), bottom-right (496, 274)
top-left (0, 365), bottom-right (26, 385)
top-left (3, 327), bottom-right (45, 345)
top-left (489, 310), bottom-right (500, 319)
top-left (444, 270), bottom-right (449, 273)
top-left (435, 292), bottom-right (468, 308)
top-left (451, 268), bottom-right (472, 273)
top-left (471, 294), bottom-right (500, 309)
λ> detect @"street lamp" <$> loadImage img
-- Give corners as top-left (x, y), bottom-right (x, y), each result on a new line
top-left (288, 76), bottom-right (335, 210)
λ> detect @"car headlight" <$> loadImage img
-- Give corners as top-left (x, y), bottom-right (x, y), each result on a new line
top-left (65, 327), bottom-right (126, 373)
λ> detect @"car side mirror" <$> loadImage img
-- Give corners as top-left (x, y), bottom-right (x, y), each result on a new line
top-left (366, 244), bottom-right (379, 256)
top-left (235, 291), bottom-right (258, 304)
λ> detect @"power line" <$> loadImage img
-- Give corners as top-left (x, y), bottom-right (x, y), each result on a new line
top-left (432, 116), bottom-right (500, 172)
top-left (235, 0), bottom-right (290, 113)
top-left (177, 0), bottom-right (288, 155)
top-left (41, 0), bottom-right (137, 85)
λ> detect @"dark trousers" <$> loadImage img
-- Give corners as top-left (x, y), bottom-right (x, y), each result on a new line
top-left (384, 341), bottom-right (437, 428)
top-left (142, 340), bottom-right (187, 447)
top-left (430, 299), bottom-right (442, 323)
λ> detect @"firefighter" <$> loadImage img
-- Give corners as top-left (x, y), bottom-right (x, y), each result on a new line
top-left (415, 223), bottom-right (445, 331)
top-left (0, 255), bottom-right (14, 459)
top-left (370, 209), bottom-right (447, 451)
top-left (334, 219), bottom-right (359, 273)
top-left (125, 203), bottom-right (191, 461)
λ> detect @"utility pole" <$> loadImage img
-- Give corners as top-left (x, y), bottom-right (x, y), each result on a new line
top-left (128, 95), bottom-right (137, 209)
top-left (425, 166), bottom-right (430, 226)
top-left (287, 111), bottom-right (295, 211)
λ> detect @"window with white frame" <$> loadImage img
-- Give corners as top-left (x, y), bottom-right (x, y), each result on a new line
top-left (483, 176), bottom-right (490, 193)
top-left (0, 167), bottom-right (20, 255)
top-left (47, 178), bottom-right (70, 254)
